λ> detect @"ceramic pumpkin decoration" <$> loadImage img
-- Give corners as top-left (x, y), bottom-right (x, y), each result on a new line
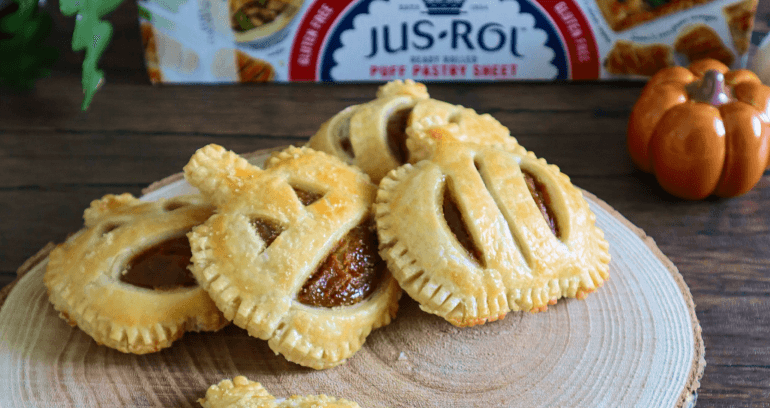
top-left (627, 58), bottom-right (770, 200)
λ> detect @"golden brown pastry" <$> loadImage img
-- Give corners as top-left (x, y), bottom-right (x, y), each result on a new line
top-left (376, 139), bottom-right (610, 327)
top-left (308, 80), bottom-right (429, 184)
top-left (723, 0), bottom-right (758, 55)
top-left (309, 80), bottom-right (521, 183)
top-left (199, 376), bottom-right (361, 408)
top-left (405, 97), bottom-right (524, 163)
top-left (376, 78), bottom-right (429, 99)
top-left (140, 22), bottom-right (163, 84)
top-left (44, 194), bottom-right (227, 354)
top-left (675, 24), bottom-right (735, 67)
top-left (604, 40), bottom-right (674, 77)
top-left (236, 50), bottom-right (275, 82)
top-left (596, 0), bottom-right (715, 31)
top-left (184, 144), bottom-right (401, 369)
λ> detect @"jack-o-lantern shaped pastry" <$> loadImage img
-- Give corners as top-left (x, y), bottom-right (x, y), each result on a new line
top-left (375, 135), bottom-right (610, 327)
top-left (44, 194), bottom-right (228, 354)
top-left (184, 144), bottom-right (401, 369)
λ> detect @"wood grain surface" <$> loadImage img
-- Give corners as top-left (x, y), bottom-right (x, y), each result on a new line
top-left (1, 0), bottom-right (769, 405)
top-left (0, 153), bottom-right (703, 406)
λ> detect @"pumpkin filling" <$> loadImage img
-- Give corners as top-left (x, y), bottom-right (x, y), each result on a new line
top-left (523, 170), bottom-right (560, 237)
top-left (292, 187), bottom-right (323, 206)
top-left (386, 107), bottom-right (412, 165)
top-left (251, 218), bottom-right (284, 247)
top-left (335, 115), bottom-right (355, 159)
top-left (442, 186), bottom-right (483, 265)
top-left (297, 219), bottom-right (385, 308)
top-left (120, 236), bottom-right (198, 290)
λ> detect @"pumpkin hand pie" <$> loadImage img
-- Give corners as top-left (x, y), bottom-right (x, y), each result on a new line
top-left (184, 144), bottom-right (401, 369)
top-left (307, 79), bottom-right (429, 184)
top-left (44, 194), bottom-right (228, 354)
top-left (375, 140), bottom-right (610, 327)
top-left (199, 376), bottom-right (361, 408)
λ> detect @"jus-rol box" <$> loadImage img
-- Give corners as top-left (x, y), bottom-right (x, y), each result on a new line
top-left (137, 0), bottom-right (758, 83)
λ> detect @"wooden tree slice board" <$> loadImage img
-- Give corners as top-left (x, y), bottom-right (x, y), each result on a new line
top-left (0, 149), bottom-right (704, 408)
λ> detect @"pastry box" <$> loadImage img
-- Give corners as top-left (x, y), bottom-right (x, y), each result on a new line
top-left (136, 0), bottom-right (758, 82)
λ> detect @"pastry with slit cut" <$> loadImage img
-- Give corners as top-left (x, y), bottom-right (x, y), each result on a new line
top-left (309, 80), bottom-right (522, 183)
top-left (308, 80), bottom-right (429, 184)
top-left (375, 140), bottom-right (610, 327)
top-left (44, 194), bottom-right (227, 354)
top-left (199, 376), bottom-right (361, 408)
top-left (184, 144), bottom-right (401, 369)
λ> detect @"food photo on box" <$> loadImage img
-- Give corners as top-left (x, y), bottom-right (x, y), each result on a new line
top-left (1, 0), bottom-right (770, 406)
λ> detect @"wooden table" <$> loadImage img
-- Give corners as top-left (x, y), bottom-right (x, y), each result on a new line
top-left (1, 0), bottom-right (769, 406)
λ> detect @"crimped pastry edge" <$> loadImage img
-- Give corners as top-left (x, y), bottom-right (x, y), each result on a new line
top-left (375, 147), bottom-right (610, 327)
top-left (43, 195), bottom-right (229, 354)
top-left (186, 144), bottom-right (401, 369)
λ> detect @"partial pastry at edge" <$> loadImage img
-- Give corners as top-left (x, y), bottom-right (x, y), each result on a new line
top-left (184, 144), bottom-right (401, 370)
top-left (44, 194), bottom-right (228, 354)
top-left (199, 376), bottom-right (361, 408)
top-left (375, 140), bottom-right (610, 327)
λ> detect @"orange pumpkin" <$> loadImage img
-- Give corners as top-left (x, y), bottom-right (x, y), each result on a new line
top-left (627, 59), bottom-right (770, 200)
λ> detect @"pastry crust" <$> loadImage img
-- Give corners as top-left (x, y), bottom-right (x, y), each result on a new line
top-left (376, 79), bottom-right (430, 99)
top-left (405, 98), bottom-right (524, 163)
top-left (723, 0), bottom-right (758, 55)
top-left (596, 0), bottom-right (715, 32)
top-left (375, 141), bottom-right (610, 326)
top-left (184, 144), bottom-right (401, 369)
top-left (199, 376), bottom-right (361, 408)
top-left (604, 40), bottom-right (674, 77)
top-left (309, 80), bottom-right (522, 183)
top-left (674, 24), bottom-right (734, 67)
top-left (44, 194), bottom-right (228, 354)
top-left (308, 82), bottom-right (428, 184)
top-left (140, 22), bottom-right (163, 84)
top-left (236, 50), bottom-right (275, 82)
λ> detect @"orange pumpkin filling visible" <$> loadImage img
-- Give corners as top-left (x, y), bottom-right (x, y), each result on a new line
top-left (251, 218), bottom-right (283, 247)
top-left (442, 187), bottom-right (484, 265)
top-left (292, 187), bottom-right (323, 206)
top-left (120, 236), bottom-right (198, 290)
top-left (298, 220), bottom-right (385, 307)
top-left (523, 171), bottom-right (559, 237)
top-left (386, 107), bottom-right (412, 165)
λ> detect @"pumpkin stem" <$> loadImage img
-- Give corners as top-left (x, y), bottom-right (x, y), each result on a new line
top-left (686, 70), bottom-right (731, 106)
